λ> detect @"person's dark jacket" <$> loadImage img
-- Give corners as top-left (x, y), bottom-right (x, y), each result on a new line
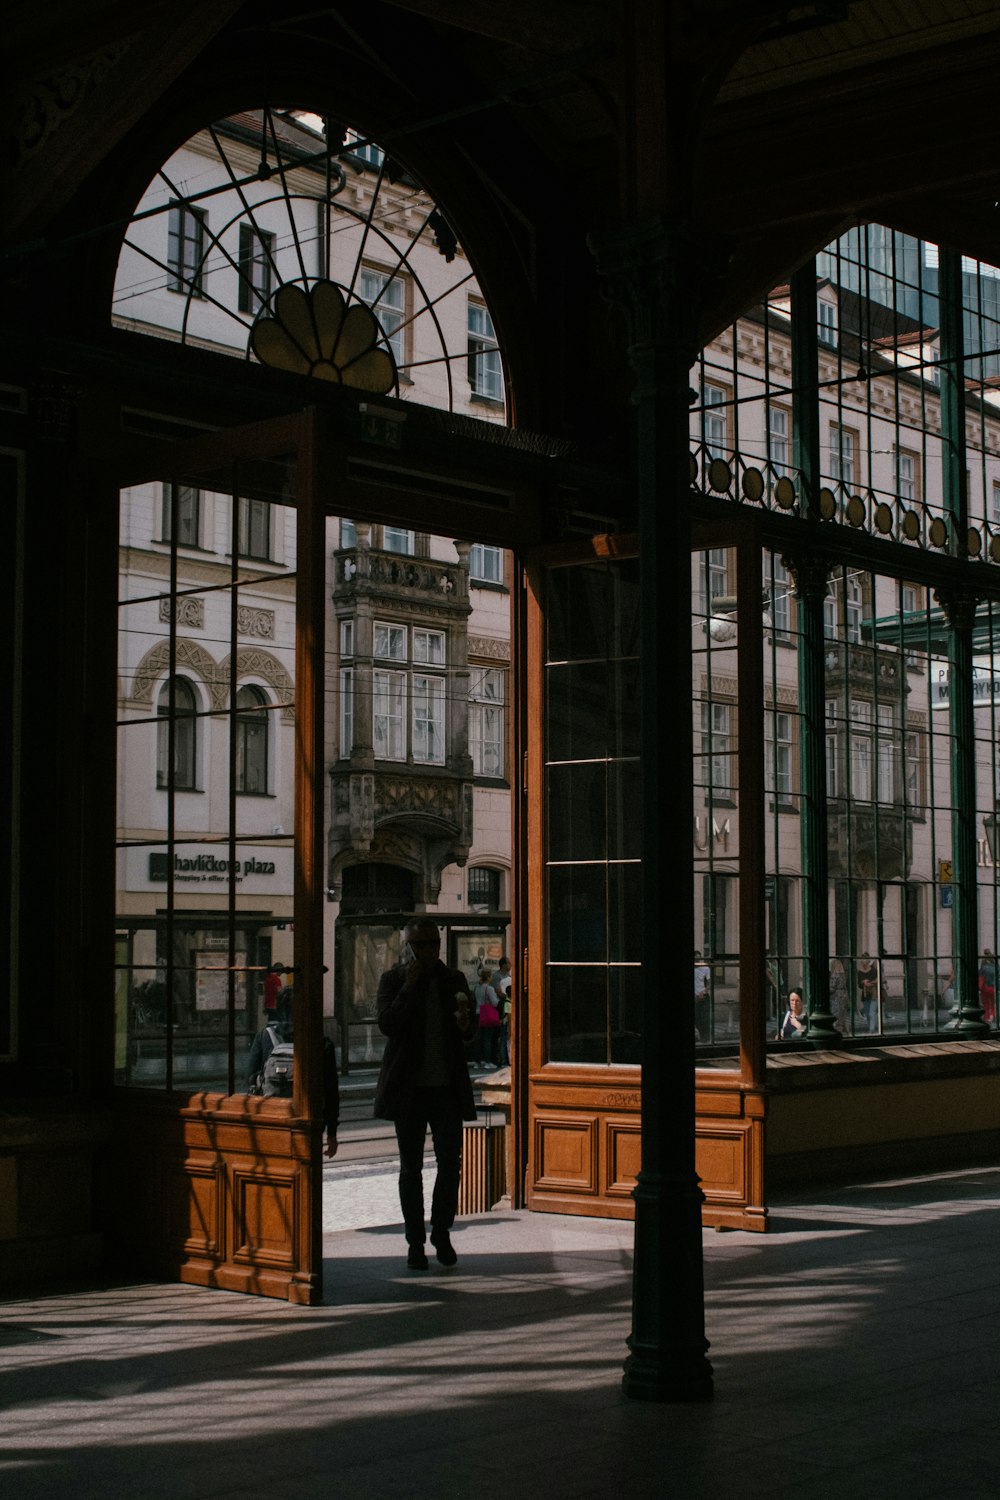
top-left (373, 959), bottom-right (476, 1121)
top-left (246, 1019), bottom-right (340, 1134)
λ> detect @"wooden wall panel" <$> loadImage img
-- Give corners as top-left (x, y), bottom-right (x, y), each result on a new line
top-left (605, 1119), bottom-right (641, 1198)
top-left (526, 1077), bottom-right (768, 1230)
top-left (232, 1165), bottom-right (299, 1269)
top-left (165, 1154), bottom-right (225, 1258)
top-left (533, 1114), bottom-right (598, 1193)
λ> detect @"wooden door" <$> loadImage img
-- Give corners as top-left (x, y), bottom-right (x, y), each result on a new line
top-left (107, 413), bottom-right (326, 1301)
top-left (523, 536), bottom-right (645, 1217)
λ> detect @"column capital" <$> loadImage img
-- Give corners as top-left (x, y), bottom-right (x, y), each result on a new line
top-left (781, 550), bottom-right (830, 605)
top-left (933, 585), bottom-right (982, 632)
top-left (587, 218), bottom-right (728, 366)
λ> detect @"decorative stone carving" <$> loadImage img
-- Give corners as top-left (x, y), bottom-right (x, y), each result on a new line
top-left (131, 640), bottom-right (295, 721)
top-left (219, 648), bottom-right (296, 723)
top-left (14, 42), bottom-right (131, 163)
top-left (130, 638), bottom-right (225, 710)
top-left (236, 605), bottom-right (275, 640)
top-left (159, 596), bottom-right (205, 629)
top-left (335, 548), bottom-right (469, 608)
top-left (467, 635), bottom-right (509, 663)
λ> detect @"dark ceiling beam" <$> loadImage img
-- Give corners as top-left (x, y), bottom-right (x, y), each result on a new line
top-left (381, 0), bottom-right (605, 53)
top-left (1, 0), bottom-right (245, 244)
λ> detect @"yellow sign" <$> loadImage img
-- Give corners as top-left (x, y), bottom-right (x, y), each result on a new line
top-left (938, 859), bottom-right (953, 883)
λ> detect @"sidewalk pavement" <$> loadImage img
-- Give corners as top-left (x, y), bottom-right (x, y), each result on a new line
top-left (1, 1164), bottom-right (998, 1499)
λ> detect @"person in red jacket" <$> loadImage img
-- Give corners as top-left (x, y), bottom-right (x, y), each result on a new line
top-left (374, 917), bottom-right (475, 1270)
top-left (262, 962), bottom-right (285, 1019)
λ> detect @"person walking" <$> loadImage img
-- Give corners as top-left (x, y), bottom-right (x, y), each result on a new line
top-left (496, 956), bottom-right (512, 1067)
top-left (374, 917), bottom-right (476, 1270)
top-left (473, 967), bottom-right (502, 1068)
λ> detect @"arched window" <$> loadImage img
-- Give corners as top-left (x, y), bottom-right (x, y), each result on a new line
top-left (468, 866), bottom-right (502, 912)
top-left (235, 685), bottom-right (269, 794)
top-left (156, 677), bottom-right (198, 790)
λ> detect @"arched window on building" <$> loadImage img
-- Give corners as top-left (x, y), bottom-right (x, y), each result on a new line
top-left (156, 676), bottom-right (198, 790)
top-left (235, 685), bottom-right (269, 794)
top-left (468, 865), bottom-right (502, 912)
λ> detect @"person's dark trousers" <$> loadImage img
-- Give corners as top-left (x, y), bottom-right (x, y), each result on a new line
top-left (393, 1086), bottom-right (464, 1245)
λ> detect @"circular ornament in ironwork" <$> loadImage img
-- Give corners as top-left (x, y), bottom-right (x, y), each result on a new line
top-left (742, 467), bottom-right (764, 502)
top-left (902, 510), bottom-right (920, 541)
top-left (929, 517), bottom-right (948, 549)
top-left (774, 475), bottom-right (796, 509)
top-left (967, 527), bottom-right (982, 558)
top-left (846, 494), bottom-right (865, 527)
top-left (874, 502), bottom-right (893, 535)
top-left (818, 487), bottom-right (836, 520)
top-left (708, 458), bottom-right (732, 493)
top-left (990, 535), bottom-right (1000, 564)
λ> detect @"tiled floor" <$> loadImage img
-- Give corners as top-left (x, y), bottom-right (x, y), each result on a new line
top-left (1, 1164), bottom-right (998, 1498)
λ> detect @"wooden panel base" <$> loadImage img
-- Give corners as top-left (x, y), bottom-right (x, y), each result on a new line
top-left (527, 1071), bottom-right (767, 1230)
top-left (102, 1093), bottom-right (318, 1302)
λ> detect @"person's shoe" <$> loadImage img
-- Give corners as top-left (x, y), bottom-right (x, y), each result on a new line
top-left (407, 1244), bottom-right (428, 1270)
top-left (430, 1229), bottom-right (457, 1267)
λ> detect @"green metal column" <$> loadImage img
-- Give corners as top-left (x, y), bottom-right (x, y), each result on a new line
top-left (937, 246), bottom-right (988, 1036)
top-left (788, 261), bottom-right (839, 1044)
top-left (590, 219), bottom-right (713, 1402)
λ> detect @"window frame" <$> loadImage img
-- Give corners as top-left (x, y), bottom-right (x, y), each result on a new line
top-left (156, 675), bottom-right (199, 791)
top-left (359, 264), bottom-right (407, 367)
top-left (167, 200), bottom-right (207, 298)
top-left (237, 496), bottom-right (273, 562)
top-left (467, 300), bottom-right (503, 402)
top-left (238, 223), bottom-right (276, 315)
top-left (234, 684), bottom-right (270, 795)
top-left (469, 665), bottom-right (505, 779)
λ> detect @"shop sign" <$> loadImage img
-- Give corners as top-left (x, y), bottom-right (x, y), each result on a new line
top-left (147, 850), bottom-right (281, 883)
top-left (931, 658), bottom-right (1000, 710)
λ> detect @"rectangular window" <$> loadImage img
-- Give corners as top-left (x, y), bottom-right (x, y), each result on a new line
top-left (702, 385), bottom-right (727, 460)
top-left (905, 729), bottom-right (921, 806)
top-left (850, 701), bottom-right (873, 800)
top-left (468, 302), bottom-right (502, 401)
top-left (470, 666), bottom-right (504, 778)
top-left (339, 620), bottom-right (354, 658)
top-left (702, 548), bottom-right (729, 612)
top-left (238, 497), bottom-right (272, 561)
top-left (877, 703), bottom-right (895, 803)
top-left (167, 201), bottom-right (207, 297)
top-left (161, 483), bottom-right (201, 547)
top-left (768, 405), bottom-right (790, 474)
top-left (359, 267), bottom-right (405, 365)
top-left (818, 299), bottom-right (837, 346)
top-left (413, 629), bottom-right (445, 665)
top-left (992, 479), bottom-right (1000, 528)
top-left (238, 224), bottom-right (275, 314)
top-left (825, 698), bottom-right (840, 798)
top-left (373, 668), bottom-right (406, 760)
top-left (846, 573), bottom-right (863, 643)
top-left (701, 701), bottom-right (732, 795)
top-left (765, 710), bottom-right (793, 797)
top-left (412, 675), bottom-right (445, 764)
top-left (383, 526), bottom-right (415, 555)
top-left (374, 622), bottom-right (407, 660)
top-left (823, 579), bottom-right (838, 638)
top-left (339, 667), bottom-right (354, 756)
top-left (348, 130), bottom-right (384, 167)
top-left (830, 424), bottom-right (858, 487)
top-left (894, 447), bottom-right (920, 502)
top-left (768, 556), bottom-right (791, 637)
top-left (340, 518), bottom-right (358, 548)
top-left (470, 543), bottom-right (504, 584)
